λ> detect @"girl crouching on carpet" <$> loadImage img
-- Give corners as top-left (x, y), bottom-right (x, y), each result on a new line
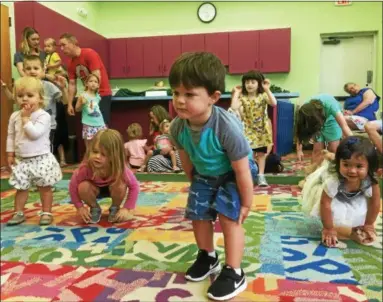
top-left (69, 129), bottom-right (140, 224)
top-left (302, 136), bottom-right (380, 248)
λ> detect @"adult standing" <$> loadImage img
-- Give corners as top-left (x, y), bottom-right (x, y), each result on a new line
top-left (14, 27), bottom-right (46, 77)
top-left (59, 33), bottom-right (112, 125)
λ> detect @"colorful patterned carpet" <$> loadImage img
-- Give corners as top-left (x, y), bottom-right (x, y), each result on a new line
top-left (1, 157), bottom-right (382, 301)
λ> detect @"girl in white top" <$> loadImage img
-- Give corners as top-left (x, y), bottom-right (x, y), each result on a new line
top-left (302, 136), bottom-right (380, 248)
top-left (6, 77), bottom-right (62, 226)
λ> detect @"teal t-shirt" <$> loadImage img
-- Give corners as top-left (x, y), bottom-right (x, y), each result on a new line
top-left (81, 92), bottom-right (105, 127)
top-left (306, 93), bottom-right (341, 123)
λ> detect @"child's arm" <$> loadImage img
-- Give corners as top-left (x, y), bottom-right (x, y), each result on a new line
top-left (75, 96), bottom-right (84, 112)
top-left (1, 80), bottom-right (14, 102)
top-left (231, 156), bottom-right (254, 224)
top-left (69, 166), bottom-right (92, 223)
top-left (178, 150), bottom-right (193, 181)
top-left (320, 190), bottom-right (338, 247)
top-left (121, 168), bottom-right (140, 209)
top-left (54, 75), bottom-right (69, 105)
top-left (262, 79), bottom-right (277, 107)
top-left (364, 183), bottom-right (381, 232)
top-left (22, 110), bottom-right (51, 140)
top-left (335, 112), bottom-right (353, 137)
top-left (46, 53), bottom-right (62, 70)
top-left (230, 85), bottom-right (242, 110)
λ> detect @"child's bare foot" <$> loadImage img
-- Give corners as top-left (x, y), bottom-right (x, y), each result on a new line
top-left (173, 166), bottom-right (181, 173)
top-left (350, 226), bottom-right (376, 246)
top-left (60, 161), bottom-right (68, 167)
top-left (137, 165), bottom-right (146, 172)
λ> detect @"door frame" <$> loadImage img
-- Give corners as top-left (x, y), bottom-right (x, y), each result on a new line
top-left (319, 31), bottom-right (378, 92)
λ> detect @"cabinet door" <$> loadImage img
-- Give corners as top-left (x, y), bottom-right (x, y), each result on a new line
top-left (229, 31), bottom-right (259, 74)
top-left (108, 39), bottom-right (127, 78)
top-left (126, 38), bottom-right (144, 78)
top-left (205, 32), bottom-right (229, 65)
top-left (181, 34), bottom-right (205, 53)
top-left (14, 2), bottom-right (35, 49)
top-left (259, 28), bottom-right (291, 73)
top-left (162, 35), bottom-right (181, 76)
top-left (143, 36), bottom-right (163, 77)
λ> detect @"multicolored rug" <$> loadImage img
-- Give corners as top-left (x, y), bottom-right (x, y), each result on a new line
top-left (1, 178), bottom-right (382, 301)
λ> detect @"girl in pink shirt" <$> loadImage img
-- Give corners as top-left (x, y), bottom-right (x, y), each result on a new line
top-left (124, 123), bottom-right (149, 170)
top-left (69, 129), bottom-right (139, 224)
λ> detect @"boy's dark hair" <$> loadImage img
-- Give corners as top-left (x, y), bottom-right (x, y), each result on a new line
top-left (241, 70), bottom-right (265, 95)
top-left (296, 99), bottom-right (325, 144)
top-left (332, 136), bottom-right (378, 184)
top-left (265, 153), bottom-right (284, 173)
top-left (169, 52), bottom-right (226, 95)
top-left (23, 54), bottom-right (44, 68)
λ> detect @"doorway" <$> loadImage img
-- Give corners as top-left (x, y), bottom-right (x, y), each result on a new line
top-left (319, 32), bottom-right (376, 97)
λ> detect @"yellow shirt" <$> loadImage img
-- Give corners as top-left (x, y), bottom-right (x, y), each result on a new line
top-left (45, 52), bottom-right (63, 75)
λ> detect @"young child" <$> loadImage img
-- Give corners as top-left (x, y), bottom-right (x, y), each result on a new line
top-left (230, 70), bottom-right (277, 187)
top-left (296, 94), bottom-right (353, 165)
top-left (169, 52), bottom-right (258, 301)
top-left (124, 123), bottom-right (148, 169)
top-left (69, 129), bottom-right (140, 224)
top-left (75, 74), bottom-right (107, 149)
top-left (141, 119), bottom-right (181, 172)
top-left (6, 77), bottom-right (62, 226)
top-left (302, 136), bottom-right (380, 248)
top-left (1, 55), bottom-right (68, 152)
top-left (148, 105), bottom-right (171, 142)
top-left (44, 38), bottom-right (63, 76)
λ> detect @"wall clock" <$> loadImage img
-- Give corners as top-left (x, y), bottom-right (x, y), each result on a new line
top-left (197, 2), bottom-right (217, 23)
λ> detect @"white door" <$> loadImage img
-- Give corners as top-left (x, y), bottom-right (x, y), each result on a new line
top-left (320, 35), bottom-right (375, 97)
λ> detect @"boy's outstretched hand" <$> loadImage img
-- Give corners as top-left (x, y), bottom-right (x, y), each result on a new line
top-left (238, 205), bottom-right (250, 224)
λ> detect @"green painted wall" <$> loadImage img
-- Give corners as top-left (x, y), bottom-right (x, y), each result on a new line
top-left (96, 1), bottom-right (382, 105)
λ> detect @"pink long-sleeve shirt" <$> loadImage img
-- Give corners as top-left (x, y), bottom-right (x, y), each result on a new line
top-left (69, 164), bottom-right (140, 209)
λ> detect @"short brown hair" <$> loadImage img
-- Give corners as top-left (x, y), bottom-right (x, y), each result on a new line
top-left (169, 52), bottom-right (226, 95)
top-left (23, 54), bottom-right (44, 68)
top-left (59, 33), bottom-right (78, 45)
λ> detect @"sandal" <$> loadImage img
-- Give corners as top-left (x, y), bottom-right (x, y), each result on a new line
top-left (39, 212), bottom-right (53, 226)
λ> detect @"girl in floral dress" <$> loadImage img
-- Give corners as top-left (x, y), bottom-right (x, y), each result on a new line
top-left (231, 70), bottom-right (277, 186)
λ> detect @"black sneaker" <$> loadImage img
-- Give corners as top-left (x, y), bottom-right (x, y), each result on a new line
top-left (207, 265), bottom-right (247, 301)
top-left (185, 249), bottom-right (221, 282)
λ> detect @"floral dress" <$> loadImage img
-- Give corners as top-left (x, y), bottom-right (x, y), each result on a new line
top-left (240, 93), bottom-right (272, 149)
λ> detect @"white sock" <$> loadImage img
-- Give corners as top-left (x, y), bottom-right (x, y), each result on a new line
top-left (258, 174), bottom-right (264, 177)
top-left (208, 251), bottom-right (216, 258)
top-left (233, 268), bottom-right (242, 276)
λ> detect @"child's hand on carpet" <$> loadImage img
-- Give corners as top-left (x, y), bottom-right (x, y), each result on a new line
top-left (238, 206), bottom-right (250, 224)
top-left (115, 208), bottom-right (133, 222)
top-left (361, 224), bottom-right (376, 244)
top-left (77, 207), bottom-right (91, 223)
top-left (322, 228), bottom-right (338, 248)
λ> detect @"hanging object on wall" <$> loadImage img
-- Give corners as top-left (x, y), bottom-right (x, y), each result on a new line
top-left (197, 2), bottom-right (217, 23)
top-left (77, 7), bottom-right (88, 18)
top-left (335, 0), bottom-right (352, 6)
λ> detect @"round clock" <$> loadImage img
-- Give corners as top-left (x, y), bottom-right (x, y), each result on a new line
top-left (197, 2), bottom-right (217, 23)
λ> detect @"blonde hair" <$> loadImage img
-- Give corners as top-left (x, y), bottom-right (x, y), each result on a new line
top-left (127, 123), bottom-right (143, 140)
top-left (85, 129), bottom-right (127, 185)
top-left (84, 74), bottom-right (100, 92)
top-left (13, 77), bottom-right (45, 109)
top-left (19, 27), bottom-right (40, 55)
top-left (159, 119), bottom-right (170, 132)
top-left (44, 38), bottom-right (56, 47)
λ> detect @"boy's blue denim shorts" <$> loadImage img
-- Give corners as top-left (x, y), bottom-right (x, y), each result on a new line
top-left (185, 159), bottom-right (258, 222)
